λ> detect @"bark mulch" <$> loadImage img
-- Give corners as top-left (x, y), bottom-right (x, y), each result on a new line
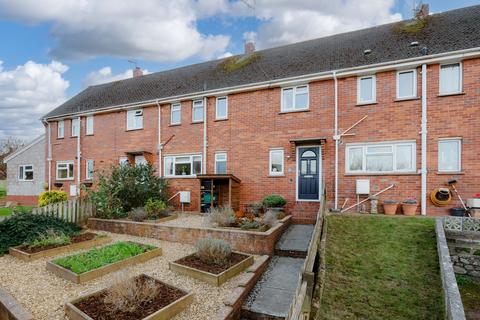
top-left (175, 252), bottom-right (249, 274)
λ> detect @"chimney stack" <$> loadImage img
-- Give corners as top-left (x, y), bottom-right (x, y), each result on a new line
top-left (133, 66), bottom-right (143, 78)
top-left (244, 41), bottom-right (255, 54)
top-left (415, 3), bottom-right (429, 19)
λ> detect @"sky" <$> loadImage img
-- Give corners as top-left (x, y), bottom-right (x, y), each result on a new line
top-left (0, 0), bottom-right (478, 141)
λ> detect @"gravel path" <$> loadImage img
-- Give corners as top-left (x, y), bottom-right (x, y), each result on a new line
top-left (0, 231), bottom-right (246, 320)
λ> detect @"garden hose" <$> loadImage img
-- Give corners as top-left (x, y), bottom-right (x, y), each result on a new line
top-left (430, 188), bottom-right (452, 207)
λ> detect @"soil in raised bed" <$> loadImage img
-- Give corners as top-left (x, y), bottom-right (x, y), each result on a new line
top-left (74, 275), bottom-right (186, 320)
top-left (175, 252), bottom-right (249, 274)
top-left (17, 233), bottom-right (97, 254)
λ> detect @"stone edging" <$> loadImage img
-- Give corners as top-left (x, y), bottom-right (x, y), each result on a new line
top-left (435, 219), bottom-right (466, 320)
top-left (0, 287), bottom-right (33, 320)
top-left (214, 255), bottom-right (270, 320)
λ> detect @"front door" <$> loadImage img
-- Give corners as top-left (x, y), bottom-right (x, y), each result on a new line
top-left (298, 147), bottom-right (320, 200)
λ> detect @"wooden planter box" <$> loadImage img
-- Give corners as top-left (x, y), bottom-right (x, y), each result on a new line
top-left (65, 274), bottom-right (193, 320)
top-left (47, 245), bottom-right (162, 284)
top-left (169, 252), bottom-right (254, 286)
top-left (9, 234), bottom-right (112, 262)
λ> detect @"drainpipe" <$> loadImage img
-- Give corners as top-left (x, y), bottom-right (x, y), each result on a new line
top-left (76, 116), bottom-right (81, 196)
top-left (203, 97), bottom-right (207, 173)
top-left (156, 100), bottom-right (162, 177)
top-left (421, 64), bottom-right (428, 215)
top-left (46, 121), bottom-right (52, 191)
top-left (333, 71), bottom-right (339, 210)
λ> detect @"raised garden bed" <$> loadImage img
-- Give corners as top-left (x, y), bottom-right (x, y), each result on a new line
top-left (65, 274), bottom-right (193, 320)
top-left (47, 241), bottom-right (162, 284)
top-left (170, 252), bottom-right (254, 286)
top-left (9, 233), bottom-right (111, 262)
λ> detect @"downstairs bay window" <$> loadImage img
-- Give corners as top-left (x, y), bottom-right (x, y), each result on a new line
top-left (346, 141), bottom-right (416, 174)
top-left (164, 154), bottom-right (202, 177)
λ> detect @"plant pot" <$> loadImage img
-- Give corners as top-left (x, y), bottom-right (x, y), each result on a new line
top-left (383, 203), bottom-right (398, 215)
top-left (402, 203), bottom-right (418, 216)
top-left (265, 207), bottom-right (285, 214)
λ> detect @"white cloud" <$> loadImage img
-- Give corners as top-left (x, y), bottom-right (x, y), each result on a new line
top-left (0, 0), bottom-right (231, 62)
top-left (83, 67), bottom-right (151, 87)
top-left (0, 60), bottom-right (69, 140)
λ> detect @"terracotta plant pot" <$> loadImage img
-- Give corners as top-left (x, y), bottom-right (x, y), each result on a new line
top-left (402, 203), bottom-right (418, 216)
top-left (383, 202), bottom-right (398, 215)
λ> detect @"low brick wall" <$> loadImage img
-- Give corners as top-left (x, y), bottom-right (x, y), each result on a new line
top-left (0, 287), bottom-right (33, 320)
top-left (88, 216), bottom-right (291, 255)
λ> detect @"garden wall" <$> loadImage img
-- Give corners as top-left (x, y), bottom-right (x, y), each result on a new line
top-left (0, 287), bottom-right (33, 320)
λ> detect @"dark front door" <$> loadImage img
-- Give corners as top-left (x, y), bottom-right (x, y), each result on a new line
top-left (298, 147), bottom-right (320, 200)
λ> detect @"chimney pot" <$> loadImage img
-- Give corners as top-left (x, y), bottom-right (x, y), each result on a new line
top-left (415, 3), bottom-right (429, 19)
top-left (133, 67), bottom-right (143, 78)
top-left (244, 41), bottom-right (255, 54)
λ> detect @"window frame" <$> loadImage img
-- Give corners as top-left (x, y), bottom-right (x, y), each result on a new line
top-left (281, 85), bottom-right (309, 112)
top-left (170, 103), bottom-right (182, 125)
top-left (192, 100), bottom-right (204, 123)
top-left (396, 69), bottom-right (417, 99)
top-left (126, 108), bottom-right (144, 131)
top-left (86, 159), bottom-right (94, 180)
top-left (214, 152), bottom-right (227, 174)
top-left (119, 157), bottom-right (129, 166)
top-left (357, 75), bottom-right (376, 104)
top-left (86, 116), bottom-right (94, 135)
top-left (57, 120), bottom-right (64, 139)
top-left (345, 141), bottom-right (416, 174)
top-left (269, 149), bottom-right (285, 176)
top-left (215, 96), bottom-right (228, 120)
top-left (18, 164), bottom-right (34, 181)
top-left (164, 154), bottom-right (203, 177)
top-left (439, 62), bottom-right (462, 95)
top-left (71, 118), bottom-right (80, 137)
top-left (56, 161), bottom-right (74, 181)
top-left (438, 138), bottom-right (462, 173)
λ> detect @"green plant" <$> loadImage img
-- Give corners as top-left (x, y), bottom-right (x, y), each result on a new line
top-left (195, 238), bottom-right (232, 265)
top-left (129, 207), bottom-right (147, 222)
top-left (221, 53), bottom-right (259, 73)
top-left (0, 213), bottom-right (81, 254)
top-left (104, 275), bottom-right (159, 313)
top-left (403, 199), bottom-right (417, 204)
top-left (26, 229), bottom-right (71, 248)
top-left (0, 186), bottom-right (6, 199)
top-left (54, 242), bottom-right (155, 274)
top-left (208, 207), bottom-right (236, 227)
top-left (262, 194), bottom-right (287, 208)
top-left (144, 198), bottom-right (167, 218)
top-left (12, 205), bottom-right (34, 214)
top-left (383, 199), bottom-right (398, 204)
top-left (38, 190), bottom-right (68, 207)
top-left (263, 210), bottom-right (278, 228)
top-left (240, 220), bottom-right (260, 230)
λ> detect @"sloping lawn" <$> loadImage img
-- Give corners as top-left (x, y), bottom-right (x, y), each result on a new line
top-left (317, 215), bottom-right (443, 320)
top-left (0, 206), bottom-right (34, 216)
top-left (457, 276), bottom-right (480, 319)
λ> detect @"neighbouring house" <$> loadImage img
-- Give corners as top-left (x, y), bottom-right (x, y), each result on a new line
top-left (4, 135), bottom-right (46, 205)
top-left (41, 5), bottom-right (480, 221)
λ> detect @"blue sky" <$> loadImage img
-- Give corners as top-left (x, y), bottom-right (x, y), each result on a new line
top-left (0, 0), bottom-right (478, 140)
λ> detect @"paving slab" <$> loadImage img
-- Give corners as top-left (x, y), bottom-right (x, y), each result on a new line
top-left (275, 224), bottom-right (314, 252)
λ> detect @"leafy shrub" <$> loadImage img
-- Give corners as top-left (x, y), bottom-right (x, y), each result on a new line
top-left (262, 194), bottom-right (287, 208)
top-left (26, 229), bottom-right (70, 248)
top-left (87, 164), bottom-right (168, 219)
top-left (0, 213), bottom-right (81, 254)
top-left (38, 190), bottom-right (68, 207)
top-left (195, 238), bottom-right (232, 265)
top-left (104, 275), bottom-right (159, 313)
top-left (208, 207), bottom-right (236, 227)
top-left (240, 220), bottom-right (260, 230)
top-left (144, 198), bottom-right (167, 218)
top-left (383, 199), bottom-right (398, 204)
top-left (129, 207), bottom-right (147, 222)
top-left (263, 210), bottom-right (279, 228)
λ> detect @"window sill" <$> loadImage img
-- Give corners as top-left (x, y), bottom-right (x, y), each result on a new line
top-left (191, 121), bottom-right (204, 124)
top-left (344, 172), bottom-right (420, 176)
top-left (438, 92), bottom-right (465, 97)
top-left (71, 136), bottom-right (78, 138)
top-left (436, 171), bottom-right (465, 175)
top-left (56, 179), bottom-right (74, 181)
top-left (355, 102), bottom-right (377, 107)
top-left (394, 97), bottom-right (420, 102)
top-left (18, 180), bottom-right (34, 182)
top-left (214, 118), bottom-right (228, 122)
top-left (164, 176), bottom-right (198, 179)
top-left (57, 137), bottom-right (64, 140)
top-left (268, 174), bottom-right (285, 177)
top-left (169, 123), bottom-right (181, 127)
top-left (126, 128), bottom-right (144, 132)
top-left (85, 134), bottom-right (94, 136)
top-left (278, 109), bottom-right (309, 115)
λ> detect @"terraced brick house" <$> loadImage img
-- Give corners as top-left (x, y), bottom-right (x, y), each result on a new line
top-left (42, 5), bottom-right (480, 221)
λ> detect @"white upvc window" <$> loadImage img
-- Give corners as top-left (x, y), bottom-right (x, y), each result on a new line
top-left (439, 63), bottom-right (462, 95)
top-left (357, 75), bottom-right (376, 104)
top-left (86, 116), bottom-right (94, 135)
top-left (216, 97), bottom-right (228, 120)
top-left (127, 109), bottom-right (144, 130)
top-left (397, 70), bottom-right (417, 99)
top-left (56, 161), bottom-right (74, 180)
top-left (346, 141), bottom-right (416, 174)
top-left (71, 118), bottom-right (80, 137)
top-left (281, 85), bottom-right (309, 112)
top-left (86, 159), bottom-right (94, 180)
top-left (171, 103), bottom-right (181, 125)
top-left (192, 100), bottom-right (204, 122)
top-left (215, 152), bottom-right (227, 174)
top-left (164, 154), bottom-right (202, 177)
top-left (18, 165), bottom-right (33, 181)
top-left (57, 120), bottom-right (64, 139)
top-left (438, 138), bottom-right (461, 172)
top-left (119, 157), bottom-right (129, 166)
top-left (269, 149), bottom-right (284, 175)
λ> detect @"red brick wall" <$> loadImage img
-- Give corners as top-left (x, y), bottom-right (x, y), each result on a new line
top-left (47, 57), bottom-right (480, 217)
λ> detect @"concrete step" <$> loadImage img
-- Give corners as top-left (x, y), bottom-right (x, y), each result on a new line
top-left (275, 224), bottom-right (315, 258)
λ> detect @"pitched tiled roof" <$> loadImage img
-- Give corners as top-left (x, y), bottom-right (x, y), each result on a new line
top-left (44, 5), bottom-right (480, 119)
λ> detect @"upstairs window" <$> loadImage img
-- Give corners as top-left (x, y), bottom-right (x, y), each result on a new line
top-left (71, 118), bottom-right (80, 137)
top-left (86, 160), bottom-right (94, 180)
top-left (192, 100), bottom-right (204, 122)
top-left (216, 97), bottom-right (228, 120)
top-left (18, 165), bottom-right (33, 181)
top-left (164, 154), bottom-right (202, 177)
top-left (171, 103), bottom-right (181, 125)
top-left (56, 161), bottom-right (74, 180)
top-left (357, 75), bottom-right (376, 104)
top-left (269, 149), bottom-right (284, 175)
top-left (281, 85), bottom-right (308, 112)
top-left (127, 109), bottom-right (143, 130)
top-left (215, 153), bottom-right (227, 174)
top-left (440, 63), bottom-right (462, 95)
top-left (438, 138), bottom-right (461, 172)
top-left (86, 116), bottom-right (94, 135)
top-left (397, 70), bottom-right (416, 99)
top-left (57, 120), bottom-right (64, 139)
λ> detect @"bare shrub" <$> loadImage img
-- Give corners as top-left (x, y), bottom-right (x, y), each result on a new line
top-left (208, 207), bottom-right (236, 227)
top-left (129, 207), bottom-right (147, 222)
top-left (263, 210), bottom-right (278, 228)
top-left (195, 238), bottom-right (232, 265)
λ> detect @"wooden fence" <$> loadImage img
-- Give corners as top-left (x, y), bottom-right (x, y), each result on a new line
top-left (31, 198), bottom-right (95, 225)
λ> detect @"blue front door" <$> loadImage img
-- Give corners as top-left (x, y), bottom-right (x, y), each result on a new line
top-left (298, 147), bottom-right (320, 200)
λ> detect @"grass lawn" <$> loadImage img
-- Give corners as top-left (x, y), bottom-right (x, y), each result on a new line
top-left (0, 185), bottom-right (6, 199)
top-left (0, 206), bottom-right (34, 217)
top-left (457, 276), bottom-right (480, 319)
top-left (316, 215), bottom-right (444, 320)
